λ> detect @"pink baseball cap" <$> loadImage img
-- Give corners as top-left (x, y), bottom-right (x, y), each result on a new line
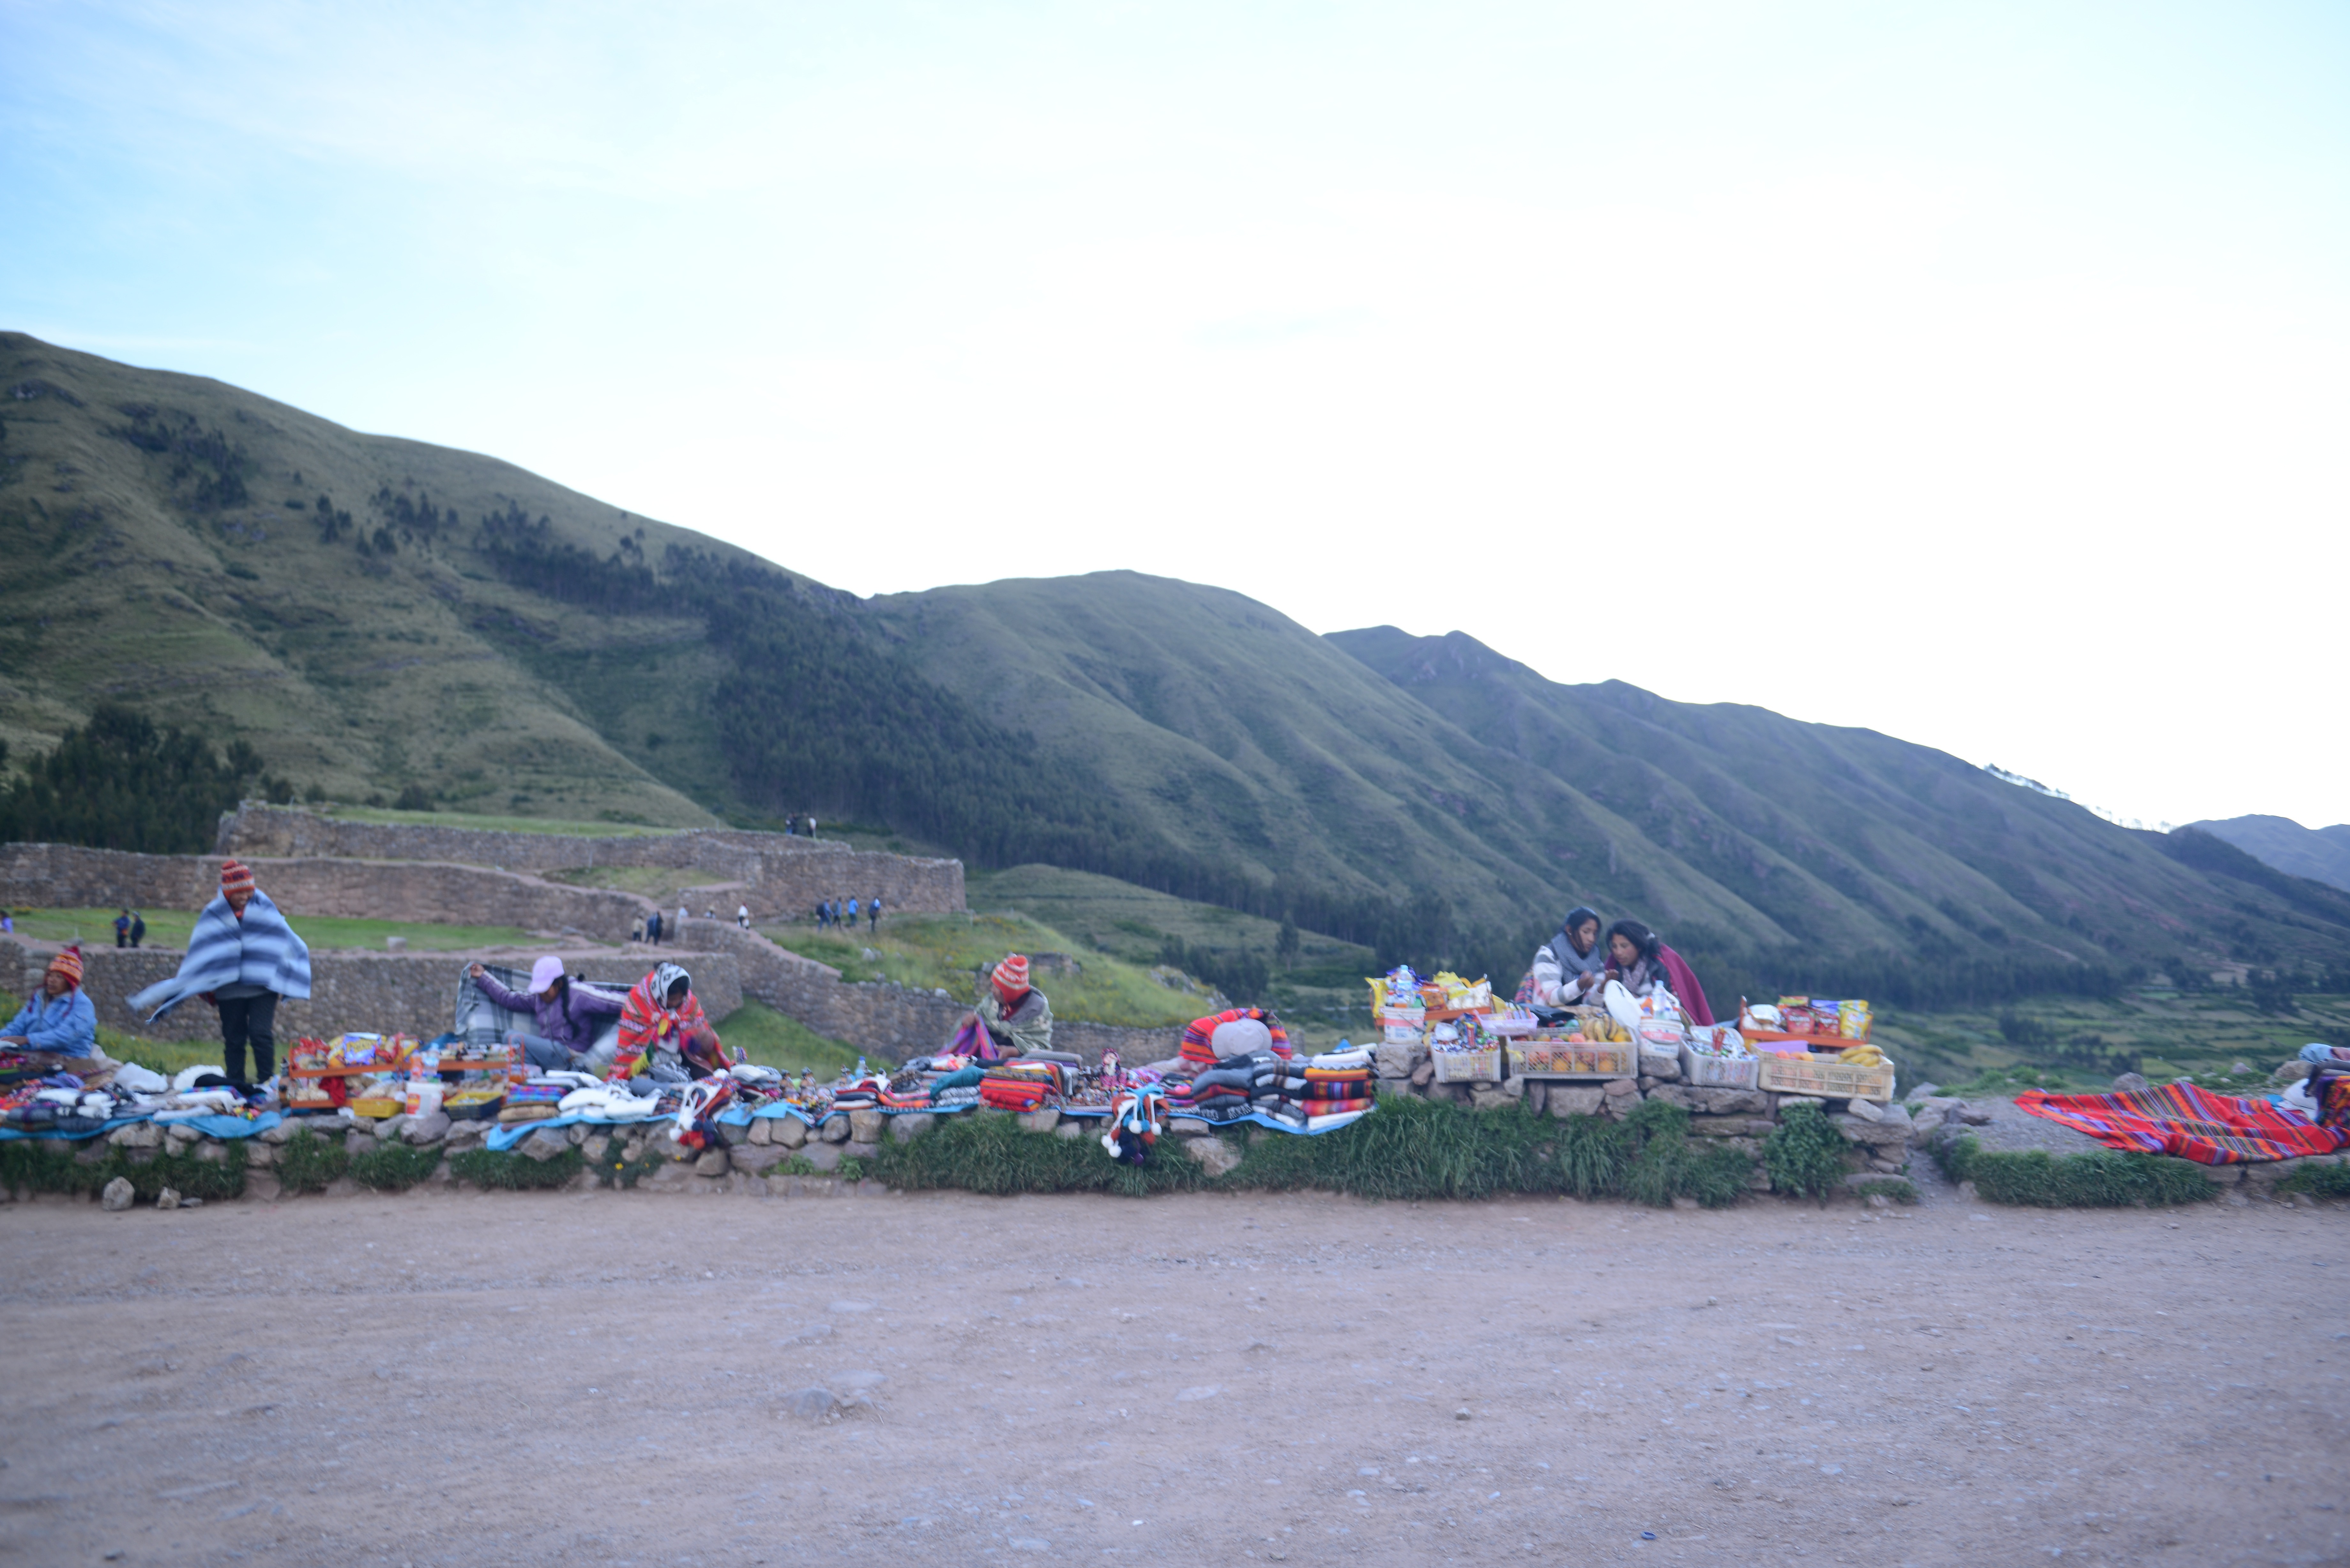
top-left (528, 956), bottom-right (566, 994)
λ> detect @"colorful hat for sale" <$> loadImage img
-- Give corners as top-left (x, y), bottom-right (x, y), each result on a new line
top-left (46, 943), bottom-right (83, 987)
top-left (220, 859), bottom-right (256, 895)
top-left (992, 953), bottom-right (1031, 1001)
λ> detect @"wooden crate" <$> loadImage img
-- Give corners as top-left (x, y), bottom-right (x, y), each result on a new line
top-left (1754, 1051), bottom-right (1896, 1104)
top-left (1508, 1038), bottom-right (1638, 1079)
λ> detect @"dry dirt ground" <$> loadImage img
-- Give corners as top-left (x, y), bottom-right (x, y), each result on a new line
top-left (3, 1182), bottom-right (2346, 1568)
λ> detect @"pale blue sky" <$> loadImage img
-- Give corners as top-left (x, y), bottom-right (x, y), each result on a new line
top-left (5, 1), bottom-right (2346, 826)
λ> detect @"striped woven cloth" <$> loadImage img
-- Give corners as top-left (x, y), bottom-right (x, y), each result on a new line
top-left (2016, 1083), bottom-right (2350, 1165)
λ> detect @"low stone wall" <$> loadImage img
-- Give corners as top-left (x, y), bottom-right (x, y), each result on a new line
top-left (0, 843), bottom-right (653, 944)
top-left (215, 805), bottom-right (968, 917)
top-left (6, 937), bottom-right (741, 1044)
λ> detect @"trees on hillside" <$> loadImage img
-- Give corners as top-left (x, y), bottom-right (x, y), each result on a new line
top-left (0, 704), bottom-right (285, 853)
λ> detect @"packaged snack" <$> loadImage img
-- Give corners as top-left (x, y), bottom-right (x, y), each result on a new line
top-left (1838, 1000), bottom-right (1872, 1040)
top-left (1739, 1002), bottom-right (1784, 1032)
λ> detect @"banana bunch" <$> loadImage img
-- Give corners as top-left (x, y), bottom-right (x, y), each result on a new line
top-left (1837, 1044), bottom-right (1886, 1066)
top-left (1574, 1016), bottom-right (1631, 1044)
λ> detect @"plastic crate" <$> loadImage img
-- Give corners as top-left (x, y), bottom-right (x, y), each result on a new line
top-left (1679, 1044), bottom-right (1760, 1090)
top-left (1754, 1050), bottom-right (1896, 1104)
top-left (1429, 1045), bottom-right (1505, 1083)
top-left (1508, 1038), bottom-right (1638, 1079)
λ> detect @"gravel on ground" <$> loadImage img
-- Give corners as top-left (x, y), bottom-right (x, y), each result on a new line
top-left (2, 1175), bottom-right (2344, 1567)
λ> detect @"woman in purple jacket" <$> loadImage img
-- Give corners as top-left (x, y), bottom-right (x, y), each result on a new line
top-left (467, 956), bottom-right (625, 1072)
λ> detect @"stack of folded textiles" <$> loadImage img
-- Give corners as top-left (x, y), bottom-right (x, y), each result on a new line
top-left (933, 1085), bottom-right (981, 1109)
top-left (1300, 1047), bottom-right (1376, 1122)
top-left (978, 1061), bottom-right (1064, 1111)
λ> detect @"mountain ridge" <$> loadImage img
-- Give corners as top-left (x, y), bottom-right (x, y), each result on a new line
top-left (5, 331), bottom-right (2346, 1001)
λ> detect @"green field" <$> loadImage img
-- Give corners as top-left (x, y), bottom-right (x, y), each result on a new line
top-left (317, 805), bottom-right (674, 837)
top-left (5, 907), bottom-right (536, 953)
top-left (768, 909), bottom-right (1203, 1031)
top-left (1869, 987), bottom-right (2348, 1095)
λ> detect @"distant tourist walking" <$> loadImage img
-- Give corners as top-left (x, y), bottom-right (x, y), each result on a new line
top-left (114, 908), bottom-right (131, 948)
top-left (128, 860), bottom-right (312, 1091)
top-left (736, 904), bottom-right (750, 929)
top-left (0, 910), bottom-right (11, 934)
top-left (677, 902), bottom-right (691, 937)
top-left (631, 914), bottom-right (646, 944)
top-left (846, 896), bottom-right (860, 927)
top-left (129, 910), bottom-right (145, 948)
top-left (646, 909), bottom-right (663, 946)
top-left (869, 895), bottom-right (881, 931)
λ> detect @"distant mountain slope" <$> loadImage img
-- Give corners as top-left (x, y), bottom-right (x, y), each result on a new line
top-left (1329, 628), bottom-right (2350, 989)
top-left (0, 330), bottom-right (734, 825)
top-left (2186, 815), bottom-right (2350, 893)
top-left (6, 332), bottom-right (2344, 1000)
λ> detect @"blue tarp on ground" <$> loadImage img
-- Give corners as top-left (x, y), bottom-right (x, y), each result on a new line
top-left (0, 1110), bottom-right (282, 1142)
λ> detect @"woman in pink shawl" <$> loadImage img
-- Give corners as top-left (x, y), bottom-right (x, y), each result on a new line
top-left (1602, 919), bottom-right (1715, 1026)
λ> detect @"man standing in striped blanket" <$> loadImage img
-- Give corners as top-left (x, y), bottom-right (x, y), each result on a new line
top-left (129, 860), bottom-right (313, 1091)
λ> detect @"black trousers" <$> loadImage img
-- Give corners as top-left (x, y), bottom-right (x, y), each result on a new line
top-left (218, 992), bottom-right (279, 1084)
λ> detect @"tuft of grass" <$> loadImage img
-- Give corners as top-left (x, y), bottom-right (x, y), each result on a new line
top-left (1227, 1093), bottom-right (1569, 1201)
top-left (763, 910), bottom-right (1203, 1030)
top-left (1763, 1102), bottom-right (1851, 1202)
top-left (347, 1140), bottom-right (444, 1192)
top-left (448, 1146), bottom-right (583, 1190)
top-left (274, 1129), bottom-right (350, 1194)
top-left (0, 1136), bottom-right (247, 1202)
top-left (1935, 1134), bottom-right (2218, 1207)
top-left (1853, 1177), bottom-right (1919, 1204)
top-left (713, 1000), bottom-right (860, 1077)
top-left (2277, 1161), bottom-right (2350, 1199)
top-left (872, 1109), bottom-right (1207, 1198)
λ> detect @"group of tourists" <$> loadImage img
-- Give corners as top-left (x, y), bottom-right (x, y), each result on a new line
top-left (816, 895), bottom-right (881, 932)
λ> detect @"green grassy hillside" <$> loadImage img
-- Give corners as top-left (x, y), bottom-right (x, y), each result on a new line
top-left (0, 332), bottom-right (727, 826)
top-left (7, 331), bottom-right (2346, 1011)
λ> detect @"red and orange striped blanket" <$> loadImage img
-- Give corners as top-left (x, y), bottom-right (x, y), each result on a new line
top-left (2016, 1083), bottom-right (2350, 1165)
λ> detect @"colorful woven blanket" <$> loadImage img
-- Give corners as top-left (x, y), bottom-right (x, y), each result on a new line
top-left (2016, 1083), bottom-right (2350, 1165)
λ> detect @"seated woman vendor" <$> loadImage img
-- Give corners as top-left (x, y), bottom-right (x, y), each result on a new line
top-left (2, 946), bottom-right (98, 1059)
top-left (610, 962), bottom-right (731, 1085)
top-left (1603, 919), bottom-right (1676, 1000)
top-left (468, 955), bottom-right (623, 1074)
top-left (956, 953), bottom-right (1053, 1058)
top-left (1526, 905), bottom-right (1607, 1006)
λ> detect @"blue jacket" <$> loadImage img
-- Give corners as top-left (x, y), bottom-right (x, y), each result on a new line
top-left (4, 988), bottom-right (97, 1057)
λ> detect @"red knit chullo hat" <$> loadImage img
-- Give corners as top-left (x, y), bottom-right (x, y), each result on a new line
top-left (221, 860), bottom-right (255, 895)
top-left (47, 944), bottom-right (83, 987)
top-left (992, 954), bottom-right (1030, 1003)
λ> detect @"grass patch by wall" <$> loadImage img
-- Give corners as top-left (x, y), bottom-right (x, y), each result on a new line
top-left (876, 1094), bottom-right (1764, 1206)
top-left (873, 1110), bottom-right (1209, 1198)
top-left (770, 910), bottom-right (1202, 1029)
top-left (713, 1000), bottom-right (859, 1078)
top-left (0, 1137), bottom-right (247, 1202)
top-left (1934, 1134), bottom-right (2219, 1207)
top-left (447, 1146), bottom-right (583, 1189)
top-left (347, 1140), bottom-right (445, 1192)
top-left (8, 907), bottom-right (534, 953)
top-left (320, 805), bottom-right (677, 837)
top-left (2277, 1162), bottom-right (2350, 1199)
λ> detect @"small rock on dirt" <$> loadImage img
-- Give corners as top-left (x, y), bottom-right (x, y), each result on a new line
top-left (2112, 1072), bottom-right (2150, 1092)
top-left (1188, 1138), bottom-right (1244, 1178)
top-left (101, 1176), bottom-right (134, 1211)
top-left (155, 1187), bottom-right (181, 1210)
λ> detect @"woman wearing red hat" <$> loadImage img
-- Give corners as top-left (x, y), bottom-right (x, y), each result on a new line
top-left (128, 859), bottom-right (313, 1089)
top-left (1, 945), bottom-right (98, 1058)
top-left (958, 953), bottom-right (1054, 1059)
